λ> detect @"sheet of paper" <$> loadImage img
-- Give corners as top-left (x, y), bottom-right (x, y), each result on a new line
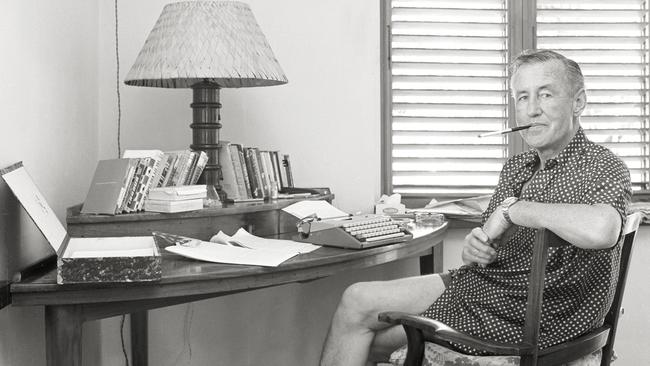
top-left (2, 166), bottom-right (67, 251)
top-left (282, 200), bottom-right (348, 220)
top-left (414, 195), bottom-right (491, 218)
top-left (212, 228), bottom-right (320, 254)
top-left (166, 242), bottom-right (298, 267)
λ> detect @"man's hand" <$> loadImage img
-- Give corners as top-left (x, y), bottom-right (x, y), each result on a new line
top-left (462, 227), bottom-right (498, 266)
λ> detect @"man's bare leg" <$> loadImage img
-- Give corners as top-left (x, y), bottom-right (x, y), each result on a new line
top-left (319, 274), bottom-right (447, 366)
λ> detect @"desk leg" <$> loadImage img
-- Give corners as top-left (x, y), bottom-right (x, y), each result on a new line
top-left (45, 305), bottom-right (83, 366)
top-left (419, 241), bottom-right (444, 275)
top-left (131, 311), bottom-right (148, 366)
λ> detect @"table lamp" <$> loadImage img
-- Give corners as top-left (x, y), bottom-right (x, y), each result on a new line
top-left (124, 1), bottom-right (287, 199)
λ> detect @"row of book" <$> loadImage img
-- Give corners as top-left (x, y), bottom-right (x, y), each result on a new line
top-left (219, 141), bottom-right (294, 202)
top-left (81, 149), bottom-right (208, 215)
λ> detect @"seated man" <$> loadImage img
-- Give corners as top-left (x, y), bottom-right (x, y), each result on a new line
top-left (319, 49), bottom-right (632, 366)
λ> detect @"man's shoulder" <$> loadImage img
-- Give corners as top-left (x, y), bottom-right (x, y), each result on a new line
top-left (582, 141), bottom-right (627, 170)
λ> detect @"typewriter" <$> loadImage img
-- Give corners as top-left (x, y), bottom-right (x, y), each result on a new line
top-left (295, 214), bottom-right (412, 249)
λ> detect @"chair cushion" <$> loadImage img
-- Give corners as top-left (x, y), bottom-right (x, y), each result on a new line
top-left (389, 342), bottom-right (602, 366)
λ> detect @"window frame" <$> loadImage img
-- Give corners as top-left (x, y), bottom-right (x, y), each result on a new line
top-left (381, 0), bottom-right (650, 206)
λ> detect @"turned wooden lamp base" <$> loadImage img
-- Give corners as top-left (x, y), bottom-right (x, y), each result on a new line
top-left (189, 81), bottom-right (225, 201)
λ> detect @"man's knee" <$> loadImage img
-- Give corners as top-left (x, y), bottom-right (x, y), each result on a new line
top-left (336, 281), bottom-right (382, 326)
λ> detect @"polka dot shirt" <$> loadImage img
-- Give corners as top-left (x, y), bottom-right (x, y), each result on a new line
top-left (421, 127), bottom-right (632, 355)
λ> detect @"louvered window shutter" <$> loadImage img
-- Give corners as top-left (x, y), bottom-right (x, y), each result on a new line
top-left (536, 0), bottom-right (650, 191)
top-left (386, 0), bottom-right (650, 196)
top-left (389, 0), bottom-right (510, 197)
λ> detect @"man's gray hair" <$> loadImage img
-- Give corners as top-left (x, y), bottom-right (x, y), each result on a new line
top-left (509, 49), bottom-right (585, 94)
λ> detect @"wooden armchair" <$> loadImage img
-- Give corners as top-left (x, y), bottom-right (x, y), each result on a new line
top-left (379, 213), bottom-right (642, 366)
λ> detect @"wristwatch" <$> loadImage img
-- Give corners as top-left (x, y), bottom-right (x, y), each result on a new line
top-left (500, 197), bottom-right (519, 225)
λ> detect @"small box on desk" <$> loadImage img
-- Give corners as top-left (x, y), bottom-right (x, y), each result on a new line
top-left (57, 236), bottom-right (161, 284)
top-left (1, 162), bottom-right (161, 284)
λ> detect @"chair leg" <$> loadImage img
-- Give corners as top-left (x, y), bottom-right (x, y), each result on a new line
top-left (600, 346), bottom-right (612, 366)
top-left (403, 325), bottom-right (425, 366)
top-left (520, 354), bottom-right (537, 366)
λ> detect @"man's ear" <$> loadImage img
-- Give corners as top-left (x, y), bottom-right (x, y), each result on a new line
top-left (573, 88), bottom-right (587, 116)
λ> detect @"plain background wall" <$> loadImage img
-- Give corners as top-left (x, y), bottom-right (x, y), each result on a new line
top-left (0, 0), bottom-right (648, 365)
top-left (0, 1), bottom-right (102, 365)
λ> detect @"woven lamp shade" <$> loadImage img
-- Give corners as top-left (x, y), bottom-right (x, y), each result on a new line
top-left (124, 1), bottom-right (287, 88)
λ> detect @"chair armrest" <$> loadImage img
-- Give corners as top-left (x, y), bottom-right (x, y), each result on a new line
top-left (378, 311), bottom-right (533, 356)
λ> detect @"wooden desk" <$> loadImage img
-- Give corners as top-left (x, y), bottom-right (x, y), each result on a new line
top-left (10, 224), bottom-right (447, 366)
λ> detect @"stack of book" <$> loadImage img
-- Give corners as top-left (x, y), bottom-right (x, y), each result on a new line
top-left (219, 141), bottom-right (294, 202)
top-left (81, 149), bottom-right (208, 215)
top-left (144, 185), bottom-right (207, 213)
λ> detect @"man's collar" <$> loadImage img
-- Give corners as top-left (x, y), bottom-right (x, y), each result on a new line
top-left (522, 127), bottom-right (588, 170)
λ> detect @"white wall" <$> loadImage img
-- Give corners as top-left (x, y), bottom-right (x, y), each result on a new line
top-left (0, 1), bottom-right (100, 365)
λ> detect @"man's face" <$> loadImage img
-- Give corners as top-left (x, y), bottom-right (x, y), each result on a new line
top-left (511, 60), bottom-right (583, 159)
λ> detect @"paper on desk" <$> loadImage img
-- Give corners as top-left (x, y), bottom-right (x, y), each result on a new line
top-left (160, 229), bottom-right (319, 267)
top-left (282, 200), bottom-right (348, 219)
top-left (166, 242), bottom-right (297, 267)
top-left (211, 228), bottom-right (320, 254)
top-left (411, 195), bottom-right (491, 219)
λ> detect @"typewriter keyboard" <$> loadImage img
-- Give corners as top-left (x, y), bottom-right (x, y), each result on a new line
top-left (341, 216), bottom-right (406, 242)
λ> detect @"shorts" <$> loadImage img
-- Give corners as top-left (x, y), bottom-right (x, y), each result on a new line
top-left (439, 272), bottom-right (451, 288)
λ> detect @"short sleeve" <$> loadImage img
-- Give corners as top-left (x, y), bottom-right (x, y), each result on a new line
top-left (582, 150), bottom-right (632, 219)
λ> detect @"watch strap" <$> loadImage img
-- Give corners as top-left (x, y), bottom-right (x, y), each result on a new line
top-left (501, 197), bottom-right (518, 225)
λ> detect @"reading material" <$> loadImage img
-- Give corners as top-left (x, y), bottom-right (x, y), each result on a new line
top-left (282, 200), bottom-right (348, 220)
top-left (157, 229), bottom-right (319, 267)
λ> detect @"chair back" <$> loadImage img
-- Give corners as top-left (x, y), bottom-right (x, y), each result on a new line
top-left (599, 212), bottom-right (642, 366)
top-left (522, 212), bottom-right (642, 366)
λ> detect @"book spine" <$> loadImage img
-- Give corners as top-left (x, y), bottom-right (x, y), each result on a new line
top-left (127, 158), bottom-right (150, 212)
top-left (146, 151), bottom-right (164, 189)
top-left (258, 150), bottom-right (271, 197)
top-left (218, 142), bottom-right (241, 200)
top-left (189, 151), bottom-right (208, 185)
top-left (253, 148), bottom-right (268, 198)
top-left (228, 144), bottom-right (248, 199)
top-left (271, 151), bottom-right (284, 189)
top-left (171, 150), bottom-right (192, 186)
top-left (282, 154), bottom-right (294, 188)
top-left (269, 151), bottom-right (281, 188)
top-left (135, 157), bottom-right (158, 211)
top-left (163, 151), bottom-right (181, 187)
top-left (122, 158), bottom-right (145, 213)
top-left (262, 151), bottom-right (276, 189)
top-left (156, 154), bottom-right (173, 188)
top-left (182, 151), bottom-right (199, 186)
top-left (115, 160), bottom-right (137, 214)
top-left (234, 144), bottom-right (252, 199)
top-left (244, 148), bottom-right (263, 198)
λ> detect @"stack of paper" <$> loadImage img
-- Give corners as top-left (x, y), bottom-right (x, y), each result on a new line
top-left (156, 230), bottom-right (320, 267)
top-left (281, 200), bottom-right (348, 219)
top-left (144, 185), bottom-right (207, 213)
top-left (410, 195), bottom-right (492, 221)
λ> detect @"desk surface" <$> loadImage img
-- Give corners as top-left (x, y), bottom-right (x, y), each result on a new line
top-left (11, 223), bottom-right (448, 310)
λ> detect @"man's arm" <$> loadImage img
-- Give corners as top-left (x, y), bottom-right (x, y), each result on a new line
top-left (507, 201), bottom-right (621, 249)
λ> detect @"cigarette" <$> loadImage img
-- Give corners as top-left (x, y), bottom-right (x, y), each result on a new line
top-left (478, 124), bottom-right (537, 138)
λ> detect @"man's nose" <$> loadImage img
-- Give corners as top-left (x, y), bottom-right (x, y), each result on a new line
top-left (527, 96), bottom-right (542, 117)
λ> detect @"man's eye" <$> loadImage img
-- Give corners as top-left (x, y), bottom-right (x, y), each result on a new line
top-left (518, 95), bottom-right (528, 102)
top-left (540, 93), bottom-right (552, 99)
